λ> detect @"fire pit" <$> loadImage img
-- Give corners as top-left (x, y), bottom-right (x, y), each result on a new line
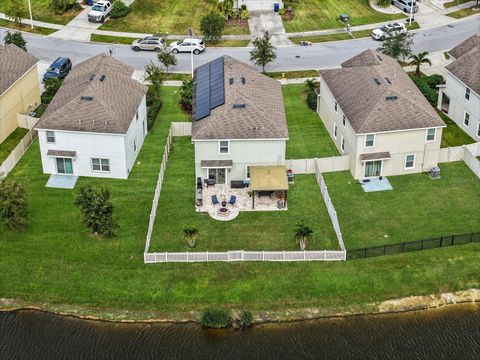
top-left (217, 206), bottom-right (231, 217)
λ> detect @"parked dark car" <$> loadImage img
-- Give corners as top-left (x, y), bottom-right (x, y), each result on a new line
top-left (43, 57), bottom-right (72, 82)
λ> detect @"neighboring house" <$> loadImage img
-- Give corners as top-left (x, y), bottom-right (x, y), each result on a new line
top-left (192, 55), bottom-right (288, 187)
top-left (0, 44), bottom-right (40, 144)
top-left (232, 0), bottom-right (283, 11)
top-left (437, 34), bottom-right (480, 142)
top-left (35, 54), bottom-right (147, 179)
top-left (317, 49), bottom-right (445, 180)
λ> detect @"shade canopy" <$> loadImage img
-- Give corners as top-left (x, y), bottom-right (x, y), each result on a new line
top-left (250, 165), bottom-right (289, 191)
top-left (360, 152), bottom-right (391, 162)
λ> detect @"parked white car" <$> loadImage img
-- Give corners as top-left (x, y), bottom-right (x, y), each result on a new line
top-left (371, 22), bottom-right (407, 40)
top-left (169, 38), bottom-right (205, 55)
top-left (88, 0), bottom-right (112, 23)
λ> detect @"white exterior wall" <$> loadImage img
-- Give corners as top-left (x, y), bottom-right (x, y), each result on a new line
top-left (234, 0), bottom-right (284, 11)
top-left (318, 76), bottom-right (443, 179)
top-left (194, 139), bottom-right (286, 183)
top-left (37, 98), bottom-right (147, 179)
top-left (442, 72), bottom-right (480, 142)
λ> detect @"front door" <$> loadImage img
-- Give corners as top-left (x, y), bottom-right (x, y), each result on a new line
top-left (364, 160), bottom-right (382, 178)
top-left (207, 168), bottom-right (226, 185)
top-left (56, 157), bottom-right (73, 174)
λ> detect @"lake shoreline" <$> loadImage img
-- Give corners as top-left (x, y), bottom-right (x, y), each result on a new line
top-left (1, 288), bottom-right (479, 325)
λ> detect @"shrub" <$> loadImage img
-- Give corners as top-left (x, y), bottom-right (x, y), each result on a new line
top-left (200, 308), bottom-right (232, 328)
top-left (238, 310), bottom-right (253, 328)
top-left (179, 79), bottom-right (193, 113)
top-left (377, 0), bottom-right (391, 7)
top-left (412, 77), bottom-right (437, 106)
top-left (50, 0), bottom-right (77, 13)
top-left (200, 12), bottom-right (225, 43)
top-left (146, 88), bottom-right (162, 131)
top-left (0, 179), bottom-right (28, 231)
top-left (41, 78), bottom-right (62, 104)
top-left (424, 74), bottom-right (444, 89)
top-left (306, 91), bottom-right (317, 111)
top-left (240, 9), bottom-right (249, 20)
top-left (110, 1), bottom-right (130, 19)
top-left (3, 31), bottom-right (27, 51)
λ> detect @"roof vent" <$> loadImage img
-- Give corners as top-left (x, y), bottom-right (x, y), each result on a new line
top-left (99, 75), bottom-right (106, 82)
top-left (374, 78), bottom-right (381, 86)
top-left (385, 77), bottom-right (391, 84)
top-left (376, 55), bottom-right (383, 61)
top-left (89, 74), bottom-right (95, 81)
top-left (386, 95), bottom-right (398, 101)
top-left (80, 96), bottom-right (93, 101)
top-left (233, 103), bottom-right (246, 109)
top-left (249, 126), bottom-right (262, 130)
top-left (229, 77), bottom-right (234, 85)
top-left (241, 77), bottom-right (246, 84)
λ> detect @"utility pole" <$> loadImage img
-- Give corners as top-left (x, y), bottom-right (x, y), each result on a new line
top-left (27, 0), bottom-right (33, 29)
top-left (188, 27), bottom-right (194, 78)
top-left (409, 1), bottom-right (414, 26)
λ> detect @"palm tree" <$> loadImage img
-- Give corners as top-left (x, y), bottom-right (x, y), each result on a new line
top-left (294, 221), bottom-right (314, 251)
top-left (183, 227), bottom-right (199, 248)
top-left (408, 51), bottom-right (432, 78)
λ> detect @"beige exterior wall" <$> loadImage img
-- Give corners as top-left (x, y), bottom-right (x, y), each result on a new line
top-left (0, 65), bottom-right (41, 143)
top-left (317, 75), bottom-right (444, 179)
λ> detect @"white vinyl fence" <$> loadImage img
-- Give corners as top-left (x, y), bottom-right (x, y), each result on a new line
top-left (314, 159), bottom-right (346, 251)
top-left (286, 155), bottom-right (350, 174)
top-left (463, 145), bottom-right (480, 179)
top-left (0, 128), bottom-right (37, 179)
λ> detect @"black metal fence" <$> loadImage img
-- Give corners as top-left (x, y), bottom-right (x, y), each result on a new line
top-left (347, 232), bottom-right (480, 260)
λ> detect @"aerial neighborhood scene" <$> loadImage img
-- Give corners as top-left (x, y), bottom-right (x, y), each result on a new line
top-left (0, 0), bottom-right (479, 357)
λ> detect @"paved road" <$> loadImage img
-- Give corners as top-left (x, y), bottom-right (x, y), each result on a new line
top-left (1, 17), bottom-right (478, 72)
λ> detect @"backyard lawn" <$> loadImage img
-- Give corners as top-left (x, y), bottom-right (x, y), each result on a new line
top-left (0, 127), bottom-right (28, 163)
top-left (100, 0), bottom-right (249, 35)
top-left (283, 84), bottom-right (339, 159)
top-left (283, 0), bottom-right (405, 33)
top-left (0, 0), bottom-right (81, 25)
top-left (439, 110), bottom-right (476, 147)
top-left (324, 162), bottom-right (480, 249)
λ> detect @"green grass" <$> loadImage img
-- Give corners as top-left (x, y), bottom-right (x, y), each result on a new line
top-left (0, 1), bottom-right (81, 25)
top-left (266, 70), bottom-right (319, 79)
top-left (283, 84), bottom-right (339, 159)
top-left (207, 39), bottom-right (250, 47)
top-left (0, 127), bottom-right (28, 163)
top-left (444, 0), bottom-right (472, 8)
top-left (283, 0), bottom-right (405, 33)
top-left (438, 110), bottom-right (476, 147)
top-left (90, 34), bottom-right (136, 45)
top-left (100, 0), bottom-right (248, 35)
top-left (447, 5), bottom-right (480, 19)
top-left (0, 18), bottom-right (56, 35)
top-left (324, 162), bottom-right (480, 249)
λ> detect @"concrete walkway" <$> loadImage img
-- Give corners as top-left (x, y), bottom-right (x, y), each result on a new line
top-left (49, 6), bottom-right (103, 41)
top-left (247, 11), bottom-right (292, 45)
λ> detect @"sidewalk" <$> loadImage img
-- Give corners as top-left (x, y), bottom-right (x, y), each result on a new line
top-left (49, 6), bottom-right (103, 41)
top-left (0, 13), bottom-right (62, 30)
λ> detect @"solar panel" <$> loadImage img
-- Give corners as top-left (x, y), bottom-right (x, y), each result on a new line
top-left (209, 57), bottom-right (225, 109)
top-left (194, 63), bottom-right (211, 120)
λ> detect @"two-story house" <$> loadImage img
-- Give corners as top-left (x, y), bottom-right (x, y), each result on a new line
top-left (35, 54), bottom-right (147, 179)
top-left (0, 44), bottom-right (40, 144)
top-left (317, 49), bottom-right (445, 179)
top-left (437, 34), bottom-right (479, 141)
top-left (192, 55), bottom-right (288, 187)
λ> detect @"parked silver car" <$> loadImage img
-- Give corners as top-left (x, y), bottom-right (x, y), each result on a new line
top-left (131, 36), bottom-right (166, 52)
top-left (391, 0), bottom-right (419, 13)
top-left (169, 38), bottom-right (205, 55)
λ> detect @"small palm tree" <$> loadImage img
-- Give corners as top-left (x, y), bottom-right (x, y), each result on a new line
top-left (408, 51), bottom-right (432, 78)
top-left (294, 221), bottom-right (313, 251)
top-left (304, 79), bottom-right (318, 93)
top-left (183, 227), bottom-right (199, 248)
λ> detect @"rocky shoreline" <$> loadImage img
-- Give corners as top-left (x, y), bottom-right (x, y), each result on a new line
top-left (1, 288), bottom-right (479, 325)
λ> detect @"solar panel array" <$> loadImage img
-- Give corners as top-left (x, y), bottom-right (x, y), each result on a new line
top-left (194, 57), bottom-right (225, 121)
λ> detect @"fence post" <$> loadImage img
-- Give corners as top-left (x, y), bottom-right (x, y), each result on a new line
top-left (241, 250), bottom-right (244, 261)
top-left (165, 252), bottom-right (168, 262)
top-left (206, 251), bottom-right (209, 262)
top-left (283, 250), bottom-right (286, 261)
top-left (420, 239), bottom-right (424, 250)
top-left (262, 250), bottom-right (265, 261)
top-left (452, 234), bottom-right (455, 246)
top-left (187, 252), bottom-right (189, 262)
top-left (440, 236), bottom-right (443, 247)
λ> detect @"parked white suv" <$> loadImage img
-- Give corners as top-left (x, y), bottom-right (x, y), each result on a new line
top-left (169, 38), bottom-right (205, 55)
top-left (88, 0), bottom-right (112, 23)
top-left (371, 22), bottom-right (407, 40)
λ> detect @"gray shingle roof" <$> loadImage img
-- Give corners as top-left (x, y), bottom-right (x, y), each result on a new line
top-left (0, 44), bottom-right (37, 95)
top-left (446, 36), bottom-right (480, 95)
top-left (35, 54), bottom-right (147, 134)
top-left (448, 34), bottom-right (480, 60)
top-left (191, 56), bottom-right (288, 140)
top-left (319, 50), bottom-right (445, 134)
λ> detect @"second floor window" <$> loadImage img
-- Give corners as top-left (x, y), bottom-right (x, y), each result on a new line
top-left (365, 134), bottom-right (375, 147)
top-left (333, 124), bottom-right (337, 138)
top-left (426, 128), bottom-right (436, 142)
top-left (464, 112), bottom-right (470, 127)
top-left (341, 136), bottom-right (345, 153)
top-left (465, 87), bottom-right (470, 100)
top-left (334, 101), bottom-right (338, 112)
top-left (219, 140), bottom-right (229, 154)
top-left (342, 115), bottom-right (346, 127)
top-left (46, 131), bottom-right (55, 143)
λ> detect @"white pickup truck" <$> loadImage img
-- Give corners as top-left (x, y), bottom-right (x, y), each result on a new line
top-left (88, 1), bottom-right (112, 23)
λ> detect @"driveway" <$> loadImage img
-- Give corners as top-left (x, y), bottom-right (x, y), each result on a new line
top-left (248, 11), bottom-right (292, 46)
top-left (49, 7), bottom-right (103, 42)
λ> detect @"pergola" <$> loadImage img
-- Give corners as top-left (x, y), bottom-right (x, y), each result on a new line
top-left (249, 165), bottom-right (289, 209)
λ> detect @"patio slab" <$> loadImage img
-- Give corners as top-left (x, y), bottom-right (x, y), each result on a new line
top-left (46, 174), bottom-right (78, 189)
top-left (361, 177), bottom-right (393, 192)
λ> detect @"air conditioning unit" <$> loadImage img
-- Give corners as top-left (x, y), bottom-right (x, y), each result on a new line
top-left (430, 166), bottom-right (441, 179)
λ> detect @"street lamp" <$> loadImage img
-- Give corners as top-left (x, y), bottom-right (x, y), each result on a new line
top-left (188, 27), bottom-right (194, 78)
top-left (408, 1), bottom-right (414, 26)
top-left (27, 0), bottom-right (33, 29)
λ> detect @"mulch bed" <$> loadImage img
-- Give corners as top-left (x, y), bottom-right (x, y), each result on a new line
top-left (227, 19), bottom-right (249, 28)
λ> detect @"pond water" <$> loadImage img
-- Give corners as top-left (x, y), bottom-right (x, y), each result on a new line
top-left (1, 304), bottom-right (479, 359)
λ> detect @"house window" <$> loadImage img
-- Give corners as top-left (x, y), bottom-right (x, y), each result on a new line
top-left (426, 128), bottom-right (436, 142)
top-left (246, 165), bottom-right (251, 180)
top-left (365, 134), bottom-right (375, 147)
top-left (342, 115), bottom-right (346, 127)
top-left (341, 136), bottom-right (345, 153)
top-left (405, 154), bottom-right (415, 169)
top-left (463, 112), bottom-right (470, 127)
top-left (134, 140), bottom-right (137, 152)
top-left (46, 131), bottom-right (55, 143)
top-left (465, 87), bottom-right (470, 100)
top-left (333, 124), bottom-right (337, 139)
top-left (91, 158), bottom-right (110, 172)
top-left (334, 101), bottom-right (338, 112)
top-left (136, 110), bottom-right (139, 120)
top-left (477, 123), bottom-right (480, 138)
top-left (219, 140), bottom-right (229, 154)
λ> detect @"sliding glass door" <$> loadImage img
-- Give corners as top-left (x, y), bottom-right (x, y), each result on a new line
top-left (364, 160), bottom-right (382, 178)
top-left (56, 158), bottom-right (73, 174)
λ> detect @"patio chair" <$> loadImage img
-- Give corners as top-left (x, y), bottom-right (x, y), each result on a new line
top-left (228, 195), bottom-right (236, 207)
top-left (211, 195), bottom-right (219, 206)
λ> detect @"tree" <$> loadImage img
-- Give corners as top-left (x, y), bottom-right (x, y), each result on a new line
top-left (0, 179), bottom-right (28, 231)
top-left (41, 78), bottom-right (62, 104)
top-left (250, 31), bottom-right (277, 73)
top-left (183, 227), bottom-right (199, 247)
top-left (4, 0), bottom-right (28, 25)
top-left (74, 185), bottom-right (118, 237)
top-left (294, 221), bottom-right (313, 251)
top-left (144, 62), bottom-right (165, 96)
top-left (157, 49), bottom-right (177, 73)
top-left (109, 0), bottom-right (130, 19)
top-left (179, 79), bottom-right (193, 113)
top-left (216, 0), bottom-right (234, 19)
top-left (408, 51), bottom-right (432, 78)
top-left (200, 11), bottom-right (225, 43)
top-left (377, 32), bottom-right (413, 60)
top-left (50, 0), bottom-right (77, 13)
top-left (304, 79), bottom-right (318, 93)
top-left (3, 31), bottom-right (27, 51)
